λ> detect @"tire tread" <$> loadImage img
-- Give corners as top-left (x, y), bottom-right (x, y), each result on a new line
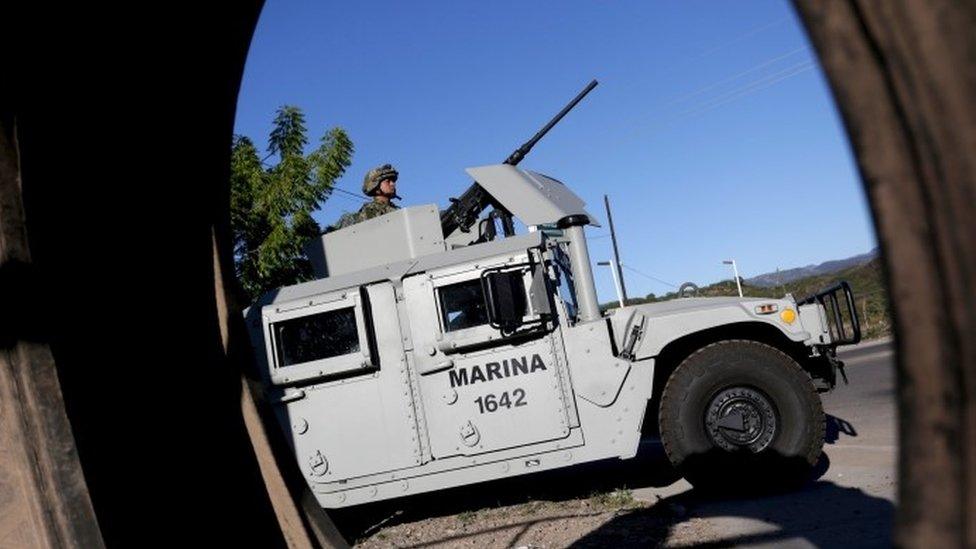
top-left (658, 339), bottom-right (825, 488)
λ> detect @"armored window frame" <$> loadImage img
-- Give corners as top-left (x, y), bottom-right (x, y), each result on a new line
top-left (550, 243), bottom-right (579, 326)
top-left (430, 254), bottom-right (542, 352)
top-left (438, 278), bottom-right (494, 333)
top-left (263, 290), bottom-right (374, 386)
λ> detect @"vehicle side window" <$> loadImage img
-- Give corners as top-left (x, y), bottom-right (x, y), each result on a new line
top-left (439, 279), bottom-right (491, 332)
top-left (274, 307), bottom-right (360, 367)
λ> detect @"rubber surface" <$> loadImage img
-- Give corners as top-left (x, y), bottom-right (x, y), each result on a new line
top-left (658, 340), bottom-right (825, 491)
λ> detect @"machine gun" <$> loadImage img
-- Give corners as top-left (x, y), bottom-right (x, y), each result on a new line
top-left (440, 79), bottom-right (599, 239)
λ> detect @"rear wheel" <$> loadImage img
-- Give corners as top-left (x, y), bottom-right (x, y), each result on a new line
top-left (658, 340), bottom-right (824, 492)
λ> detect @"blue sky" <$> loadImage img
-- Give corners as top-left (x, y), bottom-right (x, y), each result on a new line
top-left (235, 0), bottom-right (877, 302)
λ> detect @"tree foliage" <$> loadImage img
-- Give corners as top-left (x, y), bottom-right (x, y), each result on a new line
top-left (230, 106), bottom-right (353, 300)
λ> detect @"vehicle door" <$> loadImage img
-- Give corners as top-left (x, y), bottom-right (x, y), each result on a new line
top-left (403, 250), bottom-right (575, 458)
top-left (262, 282), bottom-right (423, 483)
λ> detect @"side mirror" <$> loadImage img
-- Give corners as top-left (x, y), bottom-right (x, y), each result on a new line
top-left (481, 270), bottom-right (528, 334)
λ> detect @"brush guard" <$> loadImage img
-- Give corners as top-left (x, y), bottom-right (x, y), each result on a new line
top-left (799, 280), bottom-right (862, 346)
top-left (799, 281), bottom-right (862, 388)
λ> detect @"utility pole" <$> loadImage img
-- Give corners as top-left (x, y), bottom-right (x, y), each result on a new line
top-left (604, 195), bottom-right (628, 304)
top-left (723, 259), bottom-right (743, 297)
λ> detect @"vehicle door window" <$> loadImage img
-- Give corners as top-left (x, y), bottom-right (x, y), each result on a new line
top-left (263, 290), bottom-right (375, 385)
top-left (439, 279), bottom-right (491, 332)
top-left (274, 307), bottom-right (360, 366)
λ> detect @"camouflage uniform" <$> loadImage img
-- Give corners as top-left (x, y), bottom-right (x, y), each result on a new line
top-left (328, 163), bottom-right (401, 231)
top-left (332, 200), bottom-right (399, 230)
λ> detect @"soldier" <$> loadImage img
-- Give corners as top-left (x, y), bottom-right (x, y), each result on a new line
top-left (329, 163), bottom-right (401, 231)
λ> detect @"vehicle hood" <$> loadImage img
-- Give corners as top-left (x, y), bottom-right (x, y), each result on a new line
top-left (606, 295), bottom-right (810, 360)
top-left (621, 296), bottom-right (775, 319)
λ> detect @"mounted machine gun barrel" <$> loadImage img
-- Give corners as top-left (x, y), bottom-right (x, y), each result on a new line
top-left (440, 79), bottom-right (599, 238)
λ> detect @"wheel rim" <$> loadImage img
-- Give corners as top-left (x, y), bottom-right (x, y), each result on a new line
top-left (704, 387), bottom-right (777, 453)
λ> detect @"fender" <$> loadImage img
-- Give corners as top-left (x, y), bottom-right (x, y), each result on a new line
top-left (609, 297), bottom-right (817, 361)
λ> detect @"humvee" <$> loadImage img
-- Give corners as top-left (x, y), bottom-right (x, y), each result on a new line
top-left (245, 82), bottom-right (861, 508)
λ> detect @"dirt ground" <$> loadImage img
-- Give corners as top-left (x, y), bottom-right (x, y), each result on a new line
top-left (354, 490), bottom-right (676, 548)
top-left (330, 450), bottom-right (689, 548)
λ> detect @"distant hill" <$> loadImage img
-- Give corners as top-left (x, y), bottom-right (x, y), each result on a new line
top-left (602, 254), bottom-right (891, 339)
top-left (746, 248), bottom-right (879, 288)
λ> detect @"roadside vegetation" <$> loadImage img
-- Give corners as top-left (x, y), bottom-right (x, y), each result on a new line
top-left (602, 258), bottom-right (891, 340)
top-left (230, 106), bottom-right (353, 300)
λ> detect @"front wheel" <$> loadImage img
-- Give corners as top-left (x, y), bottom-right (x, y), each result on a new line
top-left (658, 340), bottom-right (824, 492)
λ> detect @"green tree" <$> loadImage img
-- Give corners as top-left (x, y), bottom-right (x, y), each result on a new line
top-left (230, 106), bottom-right (353, 300)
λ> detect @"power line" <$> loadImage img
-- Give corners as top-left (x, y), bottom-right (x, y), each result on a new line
top-left (591, 48), bottom-right (816, 146)
top-left (692, 15), bottom-right (790, 59)
top-left (328, 193), bottom-right (368, 206)
top-left (614, 58), bottom-right (815, 143)
top-left (665, 60), bottom-right (815, 124)
top-left (256, 158), bottom-right (369, 204)
top-left (661, 46), bottom-right (810, 110)
top-left (692, 15), bottom-right (792, 59)
top-left (608, 16), bottom-right (798, 102)
top-left (622, 264), bottom-right (678, 289)
top-left (330, 186), bottom-right (369, 203)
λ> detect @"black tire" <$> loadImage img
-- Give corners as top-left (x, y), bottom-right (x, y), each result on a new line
top-left (658, 340), bottom-right (824, 492)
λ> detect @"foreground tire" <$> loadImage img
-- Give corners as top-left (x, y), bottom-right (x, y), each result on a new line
top-left (658, 340), bottom-right (824, 491)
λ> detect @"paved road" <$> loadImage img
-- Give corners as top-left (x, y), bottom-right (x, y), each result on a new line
top-left (631, 338), bottom-right (897, 547)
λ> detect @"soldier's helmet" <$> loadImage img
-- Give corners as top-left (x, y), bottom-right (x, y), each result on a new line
top-left (362, 163), bottom-right (399, 196)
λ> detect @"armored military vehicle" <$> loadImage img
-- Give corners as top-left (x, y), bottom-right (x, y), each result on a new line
top-left (245, 81), bottom-right (861, 508)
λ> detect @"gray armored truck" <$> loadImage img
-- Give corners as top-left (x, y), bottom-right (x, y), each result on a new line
top-left (245, 83), bottom-right (861, 509)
